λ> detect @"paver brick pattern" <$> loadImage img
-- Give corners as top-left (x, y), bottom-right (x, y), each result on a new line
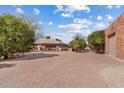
top-left (0, 51), bottom-right (124, 88)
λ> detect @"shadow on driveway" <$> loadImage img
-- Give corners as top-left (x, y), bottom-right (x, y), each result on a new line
top-left (0, 63), bottom-right (16, 69)
top-left (3, 52), bottom-right (59, 62)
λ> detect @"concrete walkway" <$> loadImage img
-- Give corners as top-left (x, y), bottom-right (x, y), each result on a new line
top-left (0, 51), bottom-right (124, 88)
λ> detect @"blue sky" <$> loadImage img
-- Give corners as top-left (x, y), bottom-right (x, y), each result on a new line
top-left (0, 5), bottom-right (124, 43)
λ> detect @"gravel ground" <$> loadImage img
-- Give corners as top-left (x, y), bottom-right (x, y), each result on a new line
top-left (0, 51), bottom-right (124, 88)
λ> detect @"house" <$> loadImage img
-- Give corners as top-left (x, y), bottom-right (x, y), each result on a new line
top-left (33, 36), bottom-right (68, 51)
top-left (105, 12), bottom-right (124, 60)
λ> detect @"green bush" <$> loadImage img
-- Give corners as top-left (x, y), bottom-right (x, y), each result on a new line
top-left (0, 14), bottom-right (37, 59)
top-left (87, 30), bottom-right (105, 53)
top-left (69, 34), bottom-right (86, 52)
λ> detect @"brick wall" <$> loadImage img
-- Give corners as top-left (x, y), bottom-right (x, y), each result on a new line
top-left (105, 13), bottom-right (124, 60)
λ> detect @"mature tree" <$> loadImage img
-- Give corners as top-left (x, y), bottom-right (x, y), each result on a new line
top-left (0, 14), bottom-right (37, 59)
top-left (73, 33), bottom-right (86, 40)
top-left (87, 30), bottom-right (105, 53)
top-left (0, 45), bottom-right (3, 57)
top-left (69, 34), bottom-right (86, 52)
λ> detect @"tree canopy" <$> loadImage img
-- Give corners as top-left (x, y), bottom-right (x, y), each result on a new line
top-left (87, 30), bottom-right (105, 53)
top-left (0, 14), bottom-right (37, 59)
top-left (69, 34), bottom-right (86, 52)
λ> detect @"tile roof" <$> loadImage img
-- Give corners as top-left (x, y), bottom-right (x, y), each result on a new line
top-left (34, 38), bottom-right (67, 45)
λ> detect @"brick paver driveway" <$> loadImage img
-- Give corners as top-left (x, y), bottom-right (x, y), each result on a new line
top-left (0, 51), bottom-right (124, 88)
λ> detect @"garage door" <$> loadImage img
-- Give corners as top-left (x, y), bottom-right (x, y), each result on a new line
top-left (108, 34), bottom-right (116, 57)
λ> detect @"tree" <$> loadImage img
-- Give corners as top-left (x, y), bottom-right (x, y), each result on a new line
top-left (87, 30), bottom-right (105, 53)
top-left (0, 14), bottom-right (37, 59)
top-left (69, 34), bottom-right (86, 52)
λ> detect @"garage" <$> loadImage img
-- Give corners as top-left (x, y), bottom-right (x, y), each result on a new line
top-left (105, 12), bottom-right (124, 60)
top-left (108, 34), bottom-right (116, 57)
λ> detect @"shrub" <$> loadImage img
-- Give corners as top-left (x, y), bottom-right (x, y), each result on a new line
top-left (0, 14), bottom-right (37, 59)
top-left (87, 30), bottom-right (105, 53)
top-left (69, 34), bottom-right (86, 52)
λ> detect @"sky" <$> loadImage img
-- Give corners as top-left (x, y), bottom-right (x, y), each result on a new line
top-left (0, 5), bottom-right (124, 43)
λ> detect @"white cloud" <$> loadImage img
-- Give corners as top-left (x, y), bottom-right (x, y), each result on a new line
top-left (54, 5), bottom-right (64, 13)
top-left (34, 8), bottom-right (40, 15)
top-left (97, 16), bottom-right (103, 21)
top-left (106, 5), bottom-right (113, 9)
top-left (55, 5), bottom-right (91, 19)
top-left (59, 24), bottom-right (83, 32)
top-left (55, 5), bottom-right (90, 17)
top-left (61, 13), bottom-right (73, 18)
top-left (16, 8), bottom-right (24, 14)
top-left (54, 33), bottom-right (67, 37)
top-left (65, 5), bottom-right (90, 13)
top-left (58, 18), bottom-right (93, 36)
top-left (48, 21), bottom-right (53, 25)
top-left (58, 17), bottom-right (109, 36)
top-left (106, 5), bottom-right (121, 9)
top-left (73, 18), bottom-right (93, 26)
top-left (56, 5), bottom-right (64, 11)
top-left (106, 15), bottom-right (113, 20)
top-left (38, 21), bottom-right (43, 25)
top-left (95, 22), bottom-right (106, 29)
top-left (115, 5), bottom-right (121, 8)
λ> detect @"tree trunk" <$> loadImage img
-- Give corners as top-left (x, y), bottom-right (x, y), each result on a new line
top-left (4, 53), bottom-right (8, 59)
